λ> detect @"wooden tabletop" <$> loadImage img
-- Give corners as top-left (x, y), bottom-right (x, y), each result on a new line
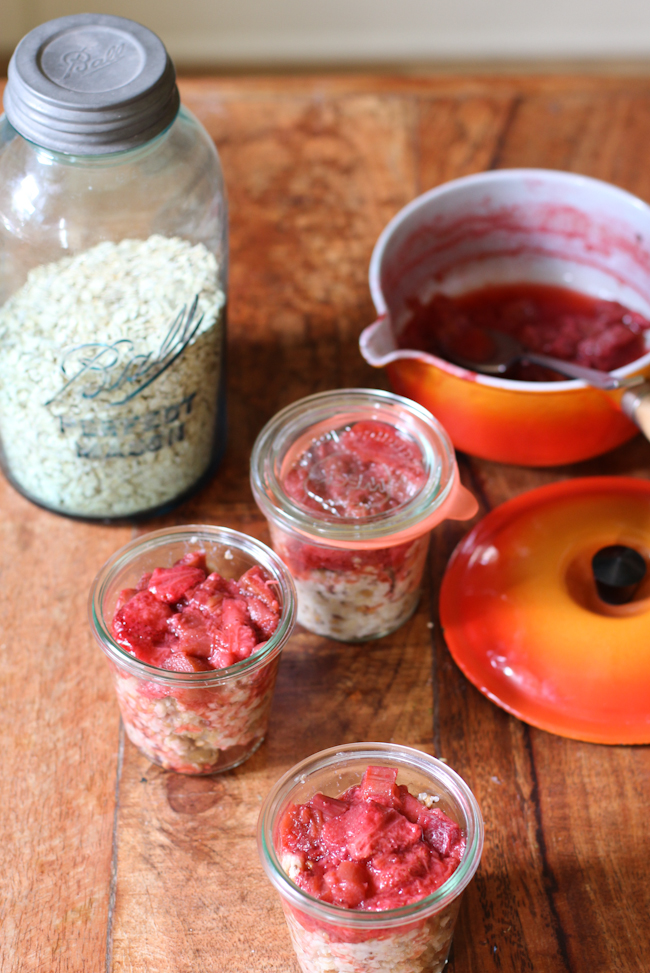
top-left (3, 73), bottom-right (650, 973)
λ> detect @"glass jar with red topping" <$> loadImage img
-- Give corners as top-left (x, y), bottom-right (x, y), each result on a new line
top-left (89, 525), bottom-right (296, 775)
top-left (250, 389), bottom-right (477, 642)
top-left (257, 742), bottom-right (484, 973)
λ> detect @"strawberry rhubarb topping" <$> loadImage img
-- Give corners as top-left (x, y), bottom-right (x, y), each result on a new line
top-left (278, 766), bottom-right (465, 911)
top-left (112, 551), bottom-right (280, 671)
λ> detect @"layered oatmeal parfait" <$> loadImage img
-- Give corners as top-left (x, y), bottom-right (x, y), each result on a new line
top-left (257, 743), bottom-right (484, 973)
top-left (89, 525), bottom-right (296, 774)
top-left (251, 389), bottom-right (477, 641)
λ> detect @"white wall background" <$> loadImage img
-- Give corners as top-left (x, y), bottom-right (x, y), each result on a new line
top-left (3, 0), bottom-right (650, 64)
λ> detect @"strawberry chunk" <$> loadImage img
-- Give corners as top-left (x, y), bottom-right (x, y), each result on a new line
top-left (113, 590), bottom-right (172, 656)
top-left (279, 803), bottom-right (326, 859)
top-left (419, 807), bottom-right (465, 861)
top-left (245, 595), bottom-right (280, 639)
top-left (209, 597), bottom-right (259, 662)
top-left (398, 792), bottom-right (464, 860)
top-left (112, 555), bottom-right (279, 673)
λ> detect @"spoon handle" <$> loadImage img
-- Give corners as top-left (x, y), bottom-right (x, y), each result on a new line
top-left (523, 352), bottom-right (640, 390)
top-left (622, 382), bottom-right (650, 440)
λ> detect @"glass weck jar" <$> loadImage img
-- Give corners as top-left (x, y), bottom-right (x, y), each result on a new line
top-left (0, 14), bottom-right (227, 519)
top-left (250, 389), bottom-right (478, 642)
top-left (89, 525), bottom-right (297, 774)
top-left (257, 743), bottom-right (484, 973)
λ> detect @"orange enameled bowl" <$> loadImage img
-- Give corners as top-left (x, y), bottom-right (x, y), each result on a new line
top-left (361, 170), bottom-right (650, 466)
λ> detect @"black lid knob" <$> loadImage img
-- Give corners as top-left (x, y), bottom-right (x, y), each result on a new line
top-left (592, 545), bottom-right (647, 605)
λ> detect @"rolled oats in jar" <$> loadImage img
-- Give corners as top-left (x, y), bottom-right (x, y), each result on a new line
top-left (0, 15), bottom-right (228, 518)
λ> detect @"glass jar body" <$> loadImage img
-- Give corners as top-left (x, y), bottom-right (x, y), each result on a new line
top-left (250, 388), bottom-right (467, 642)
top-left (106, 652), bottom-right (281, 775)
top-left (0, 108), bottom-right (228, 520)
top-left (257, 743), bottom-right (484, 973)
top-left (268, 521), bottom-right (431, 641)
top-left (89, 525), bottom-right (296, 775)
top-left (280, 894), bottom-right (462, 973)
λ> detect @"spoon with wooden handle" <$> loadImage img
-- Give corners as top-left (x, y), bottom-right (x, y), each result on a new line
top-left (439, 326), bottom-right (646, 392)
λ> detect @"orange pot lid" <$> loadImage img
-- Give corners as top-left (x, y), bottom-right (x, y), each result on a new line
top-left (440, 477), bottom-right (650, 744)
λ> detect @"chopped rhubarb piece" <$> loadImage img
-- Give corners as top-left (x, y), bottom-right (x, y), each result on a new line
top-left (238, 565), bottom-right (280, 609)
top-left (148, 563), bottom-right (207, 604)
top-left (369, 843), bottom-right (432, 892)
top-left (186, 572), bottom-right (232, 616)
top-left (310, 793), bottom-right (349, 820)
top-left (322, 860), bottom-right (370, 909)
top-left (399, 789), bottom-right (429, 822)
top-left (177, 551), bottom-right (209, 572)
top-left (358, 765), bottom-right (401, 806)
top-left (332, 804), bottom-right (421, 860)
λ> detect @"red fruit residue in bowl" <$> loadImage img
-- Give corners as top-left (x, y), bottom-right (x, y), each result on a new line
top-left (398, 282), bottom-right (650, 381)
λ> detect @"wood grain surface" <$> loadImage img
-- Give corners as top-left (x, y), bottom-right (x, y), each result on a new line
top-left (2, 73), bottom-right (650, 973)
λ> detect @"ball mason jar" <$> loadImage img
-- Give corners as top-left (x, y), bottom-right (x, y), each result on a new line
top-left (89, 525), bottom-right (296, 775)
top-left (257, 742), bottom-right (484, 973)
top-left (250, 389), bottom-right (478, 642)
top-left (0, 15), bottom-right (227, 519)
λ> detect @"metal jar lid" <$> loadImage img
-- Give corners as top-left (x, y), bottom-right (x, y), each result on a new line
top-left (3, 14), bottom-right (180, 155)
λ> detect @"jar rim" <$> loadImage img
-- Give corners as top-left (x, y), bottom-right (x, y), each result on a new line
top-left (257, 742), bottom-right (484, 927)
top-left (250, 389), bottom-right (458, 548)
top-left (88, 524), bottom-right (297, 684)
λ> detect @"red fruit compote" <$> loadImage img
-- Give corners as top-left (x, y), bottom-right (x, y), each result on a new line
top-left (399, 282), bottom-right (650, 381)
top-left (90, 526), bottom-right (296, 774)
top-left (258, 744), bottom-right (484, 973)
